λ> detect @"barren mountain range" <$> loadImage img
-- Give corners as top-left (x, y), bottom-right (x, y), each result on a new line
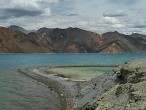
top-left (0, 25), bottom-right (146, 53)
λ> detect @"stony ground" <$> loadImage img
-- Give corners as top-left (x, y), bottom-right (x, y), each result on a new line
top-left (19, 66), bottom-right (117, 110)
top-left (95, 59), bottom-right (146, 110)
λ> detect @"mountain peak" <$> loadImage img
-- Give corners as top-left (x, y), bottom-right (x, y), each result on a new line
top-left (8, 25), bottom-right (29, 34)
top-left (8, 25), bottom-right (36, 34)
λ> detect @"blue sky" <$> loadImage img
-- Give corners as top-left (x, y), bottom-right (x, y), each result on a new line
top-left (0, 0), bottom-right (146, 34)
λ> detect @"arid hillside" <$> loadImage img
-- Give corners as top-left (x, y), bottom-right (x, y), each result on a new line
top-left (0, 27), bottom-right (53, 53)
top-left (0, 26), bottom-right (146, 53)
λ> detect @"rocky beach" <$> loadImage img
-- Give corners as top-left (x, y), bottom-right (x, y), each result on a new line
top-left (95, 59), bottom-right (146, 110)
top-left (19, 59), bottom-right (146, 110)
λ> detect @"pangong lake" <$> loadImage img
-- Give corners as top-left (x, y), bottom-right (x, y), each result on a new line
top-left (0, 53), bottom-right (146, 110)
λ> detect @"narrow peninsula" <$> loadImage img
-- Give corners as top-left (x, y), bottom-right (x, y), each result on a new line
top-left (19, 59), bottom-right (146, 110)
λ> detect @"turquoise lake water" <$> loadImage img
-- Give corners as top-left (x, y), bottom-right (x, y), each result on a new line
top-left (0, 53), bottom-right (146, 110)
top-left (1, 53), bottom-right (146, 69)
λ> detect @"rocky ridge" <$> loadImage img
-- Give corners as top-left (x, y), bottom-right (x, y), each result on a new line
top-left (8, 25), bottom-right (35, 34)
top-left (0, 26), bottom-right (146, 53)
top-left (27, 28), bottom-right (146, 53)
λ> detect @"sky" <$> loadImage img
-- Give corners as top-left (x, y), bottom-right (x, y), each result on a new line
top-left (0, 0), bottom-right (146, 34)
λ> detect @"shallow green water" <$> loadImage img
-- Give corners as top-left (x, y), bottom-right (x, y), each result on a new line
top-left (47, 67), bottom-right (113, 81)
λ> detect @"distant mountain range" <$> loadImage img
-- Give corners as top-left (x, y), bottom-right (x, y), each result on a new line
top-left (0, 25), bottom-right (146, 53)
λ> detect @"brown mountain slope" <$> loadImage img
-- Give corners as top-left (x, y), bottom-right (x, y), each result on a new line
top-left (100, 31), bottom-right (146, 52)
top-left (27, 27), bottom-right (103, 52)
top-left (1, 26), bottom-right (146, 53)
top-left (0, 27), bottom-right (53, 53)
top-left (101, 42), bottom-right (125, 53)
top-left (27, 28), bottom-right (146, 53)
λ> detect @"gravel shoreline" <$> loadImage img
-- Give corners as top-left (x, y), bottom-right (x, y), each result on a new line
top-left (18, 59), bottom-right (146, 110)
top-left (18, 66), bottom-right (116, 110)
top-left (18, 68), bottom-right (68, 110)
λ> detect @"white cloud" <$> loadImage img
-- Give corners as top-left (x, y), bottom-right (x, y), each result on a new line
top-left (112, 24), bottom-right (124, 28)
top-left (0, 0), bottom-right (62, 23)
top-left (1, 0), bottom-right (39, 9)
top-left (127, 19), bottom-right (146, 28)
top-left (0, 0), bottom-right (146, 34)
top-left (133, 19), bottom-right (146, 28)
top-left (103, 10), bottom-right (127, 17)
top-left (108, 0), bottom-right (140, 5)
top-left (76, 20), bottom-right (88, 27)
top-left (100, 17), bottom-right (120, 25)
